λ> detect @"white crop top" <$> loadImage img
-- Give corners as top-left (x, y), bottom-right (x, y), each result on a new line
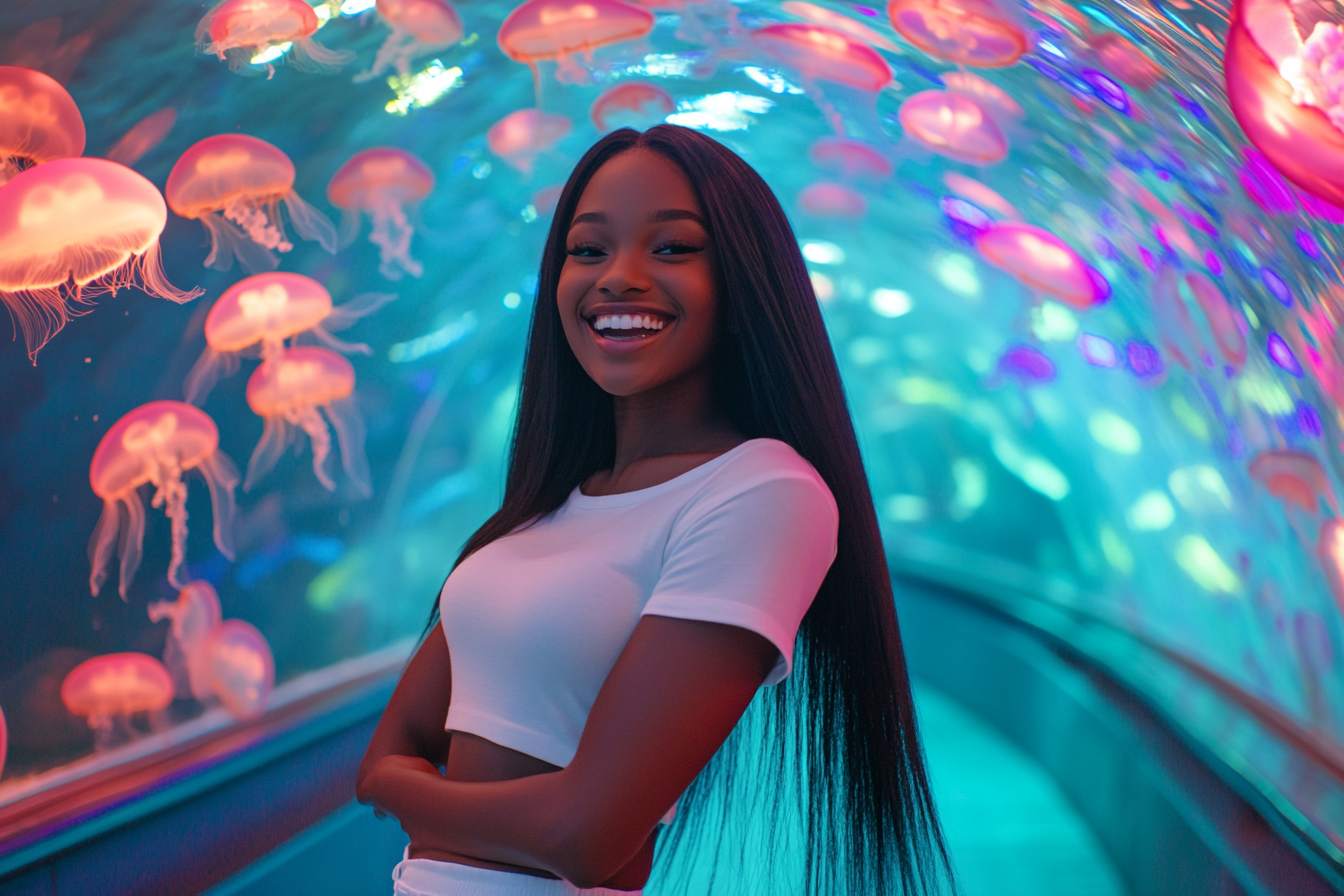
top-left (438, 437), bottom-right (839, 781)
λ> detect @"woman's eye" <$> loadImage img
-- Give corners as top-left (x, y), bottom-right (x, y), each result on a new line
top-left (654, 241), bottom-right (703, 255)
top-left (567, 243), bottom-right (605, 257)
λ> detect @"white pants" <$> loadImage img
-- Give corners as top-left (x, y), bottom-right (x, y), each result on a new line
top-left (392, 851), bottom-right (641, 896)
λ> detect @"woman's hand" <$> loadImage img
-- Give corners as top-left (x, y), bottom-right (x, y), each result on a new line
top-left (364, 754), bottom-right (447, 847)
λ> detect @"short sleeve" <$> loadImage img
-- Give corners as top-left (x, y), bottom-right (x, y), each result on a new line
top-left (641, 467), bottom-right (839, 686)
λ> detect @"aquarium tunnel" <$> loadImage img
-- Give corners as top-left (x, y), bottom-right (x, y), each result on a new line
top-left (4, 0), bottom-right (1344, 892)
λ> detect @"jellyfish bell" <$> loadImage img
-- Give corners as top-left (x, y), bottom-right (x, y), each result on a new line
top-left (799, 181), bottom-right (868, 219)
top-left (780, 1), bottom-right (902, 53)
top-left (994, 344), bottom-right (1056, 386)
top-left (147, 580), bottom-right (223, 701)
top-left (355, 0), bottom-right (464, 82)
top-left (197, 0), bottom-right (354, 76)
top-left (940, 71), bottom-right (1024, 126)
top-left (1089, 31), bottom-right (1160, 91)
top-left (487, 109), bottom-right (572, 177)
top-left (245, 346), bottom-right (371, 496)
top-left (60, 653), bottom-right (174, 743)
top-left (943, 171), bottom-right (1020, 218)
top-left (899, 90), bottom-right (1008, 165)
top-left (975, 221), bottom-right (1098, 308)
top-left (328, 147), bottom-right (434, 280)
top-left (1249, 450), bottom-right (1337, 516)
top-left (887, 0), bottom-right (1028, 68)
top-left (167, 134), bottom-right (337, 274)
top-left (89, 401), bottom-right (239, 599)
top-left (1224, 0), bottom-right (1344, 208)
top-left (0, 157), bottom-right (202, 363)
top-left (204, 619), bottom-right (275, 721)
top-left (0, 65), bottom-right (86, 185)
top-left (590, 82), bottom-right (675, 131)
top-left (498, 0), bottom-right (655, 88)
top-left (809, 136), bottom-right (893, 180)
top-left (752, 24), bottom-right (893, 92)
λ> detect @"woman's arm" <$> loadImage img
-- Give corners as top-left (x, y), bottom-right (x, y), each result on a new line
top-left (360, 614), bottom-right (777, 888)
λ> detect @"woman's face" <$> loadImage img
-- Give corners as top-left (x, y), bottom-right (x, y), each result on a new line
top-left (557, 148), bottom-right (721, 398)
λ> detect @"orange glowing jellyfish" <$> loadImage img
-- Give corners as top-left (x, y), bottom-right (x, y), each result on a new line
top-left (61, 653), bottom-right (174, 744)
top-left (245, 346), bottom-right (370, 495)
top-left (590, 82), bottom-right (674, 131)
top-left (498, 0), bottom-right (654, 88)
top-left (941, 71), bottom-right (1024, 123)
top-left (753, 24), bottom-right (893, 91)
top-left (887, 0), bottom-right (1027, 67)
top-left (0, 158), bottom-right (202, 363)
top-left (488, 109), bottom-right (572, 176)
top-left (943, 172), bottom-right (1020, 218)
top-left (781, 1), bottom-right (902, 52)
top-left (1090, 32), bottom-right (1160, 91)
top-left (106, 108), bottom-right (177, 168)
top-left (204, 619), bottom-right (275, 720)
top-left (899, 90), bottom-right (1007, 165)
top-left (1249, 450), bottom-right (1337, 515)
top-left (799, 182), bottom-right (868, 219)
top-left (975, 222), bottom-right (1098, 308)
top-left (185, 271), bottom-right (393, 404)
top-left (89, 401), bottom-right (239, 599)
top-left (1225, 0), bottom-right (1344, 207)
top-left (809, 136), bottom-right (893, 180)
top-left (0, 65), bottom-right (85, 185)
top-left (197, 0), bottom-right (354, 76)
top-left (148, 580), bottom-right (223, 701)
top-left (167, 134), bottom-right (337, 274)
top-left (327, 148), bottom-right (434, 280)
top-left (356, 0), bottom-right (464, 82)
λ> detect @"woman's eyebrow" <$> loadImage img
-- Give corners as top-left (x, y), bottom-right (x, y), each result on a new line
top-left (652, 208), bottom-right (706, 226)
top-left (571, 211), bottom-right (607, 226)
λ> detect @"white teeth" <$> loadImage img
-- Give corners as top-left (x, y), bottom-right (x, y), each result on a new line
top-left (591, 313), bottom-right (667, 332)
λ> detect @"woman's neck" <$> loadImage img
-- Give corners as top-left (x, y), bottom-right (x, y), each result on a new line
top-left (606, 367), bottom-right (743, 478)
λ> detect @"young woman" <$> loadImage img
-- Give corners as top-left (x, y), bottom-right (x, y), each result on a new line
top-left (356, 124), bottom-right (950, 896)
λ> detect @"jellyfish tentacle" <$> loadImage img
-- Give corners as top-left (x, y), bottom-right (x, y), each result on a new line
top-left (288, 36), bottom-right (356, 73)
top-left (291, 404), bottom-right (337, 491)
top-left (88, 498), bottom-right (122, 597)
top-left (224, 197), bottom-right (290, 253)
top-left (197, 452), bottom-right (239, 560)
top-left (326, 396), bottom-right (372, 498)
top-left (323, 291), bottom-right (397, 331)
top-left (244, 414), bottom-right (290, 492)
top-left (156, 461), bottom-right (191, 590)
top-left (200, 212), bottom-right (282, 274)
top-left (308, 324), bottom-right (373, 355)
top-left (3, 287), bottom-right (70, 364)
top-left (370, 205), bottom-right (423, 279)
top-left (118, 494), bottom-right (147, 600)
top-left (184, 347), bottom-right (239, 405)
top-left (336, 209), bottom-right (362, 249)
top-left (281, 190), bottom-right (339, 253)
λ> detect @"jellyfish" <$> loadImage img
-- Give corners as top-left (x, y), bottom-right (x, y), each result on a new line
top-left (148, 580), bottom-right (223, 701)
top-left (974, 222), bottom-right (1099, 309)
top-left (590, 82), bottom-right (675, 132)
top-left (1089, 32), bottom-right (1160, 91)
top-left (60, 653), bottom-right (174, 748)
top-left (497, 0), bottom-right (654, 95)
top-left (808, 136), bottom-right (893, 180)
top-left (799, 182), bottom-right (868, 219)
top-left (753, 23), bottom-right (892, 132)
top-left (899, 90), bottom-right (1007, 165)
top-left (887, 0), bottom-right (1028, 68)
top-left (943, 172), bottom-right (1020, 218)
top-left (1249, 450), bottom-right (1337, 516)
top-left (245, 346), bottom-right (370, 495)
top-left (204, 619), bottom-right (275, 720)
top-left (940, 71), bottom-right (1024, 126)
top-left (196, 0), bottom-right (354, 76)
top-left (780, 2), bottom-right (901, 52)
top-left (1185, 272), bottom-right (1247, 370)
top-left (993, 344), bottom-right (1056, 386)
top-left (105, 107), bottom-right (177, 168)
top-left (1224, 0), bottom-right (1344, 207)
top-left (1318, 520), bottom-right (1344, 617)
top-left (166, 134), bottom-right (336, 275)
top-left (355, 0), bottom-right (464, 82)
top-left (89, 401), bottom-right (239, 599)
top-left (487, 109), bottom-right (572, 176)
top-left (184, 271), bottom-right (394, 404)
top-left (0, 65), bottom-right (85, 185)
top-left (0, 157), bottom-right (202, 363)
top-left (327, 147), bottom-right (434, 279)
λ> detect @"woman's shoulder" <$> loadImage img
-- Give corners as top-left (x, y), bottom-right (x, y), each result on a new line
top-left (707, 438), bottom-right (833, 497)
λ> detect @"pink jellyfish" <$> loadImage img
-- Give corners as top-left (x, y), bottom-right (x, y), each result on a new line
top-left (184, 272), bottom-right (394, 404)
top-left (487, 109), bottom-right (572, 176)
top-left (899, 90), bottom-right (1007, 165)
top-left (1318, 520), bottom-right (1344, 619)
top-left (1185, 272), bottom-right (1247, 370)
top-left (0, 158), bottom-right (202, 363)
top-left (148, 580), bottom-right (223, 701)
top-left (1089, 32), bottom-right (1160, 91)
top-left (590, 82), bottom-right (674, 131)
top-left (809, 137), bottom-right (893, 180)
top-left (943, 172), bottom-right (1020, 218)
top-left (974, 222), bottom-right (1099, 309)
top-left (1249, 450), bottom-right (1337, 516)
top-left (887, 0), bottom-right (1027, 67)
top-left (89, 401), bottom-right (239, 599)
top-left (941, 71), bottom-right (1024, 125)
top-left (753, 24), bottom-right (893, 133)
top-left (781, 1), bottom-right (902, 52)
top-left (0, 65), bottom-right (86, 185)
top-left (196, 0), bottom-right (354, 76)
top-left (245, 346), bottom-right (370, 495)
top-left (799, 182), bottom-right (868, 219)
top-left (61, 653), bottom-right (174, 748)
top-left (327, 148), bottom-right (434, 280)
top-left (498, 0), bottom-right (654, 93)
top-left (1224, 0), bottom-right (1344, 208)
top-left (204, 620), bottom-right (275, 720)
top-left (356, 0), bottom-right (464, 82)
top-left (166, 134), bottom-right (337, 274)
top-left (106, 108), bottom-right (177, 168)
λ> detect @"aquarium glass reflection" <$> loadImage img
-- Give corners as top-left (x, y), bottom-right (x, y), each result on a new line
top-left (3, 0), bottom-right (1344, 858)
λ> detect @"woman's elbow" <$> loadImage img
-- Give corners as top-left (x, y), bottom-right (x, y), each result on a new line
top-left (549, 823), bottom-right (645, 889)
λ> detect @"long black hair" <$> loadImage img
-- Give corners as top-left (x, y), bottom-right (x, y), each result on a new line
top-left (433, 124), bottom-right (951, 895)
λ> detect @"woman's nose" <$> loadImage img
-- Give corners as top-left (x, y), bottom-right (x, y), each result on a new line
top-left (596, 248), bottom-right (651, 296)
